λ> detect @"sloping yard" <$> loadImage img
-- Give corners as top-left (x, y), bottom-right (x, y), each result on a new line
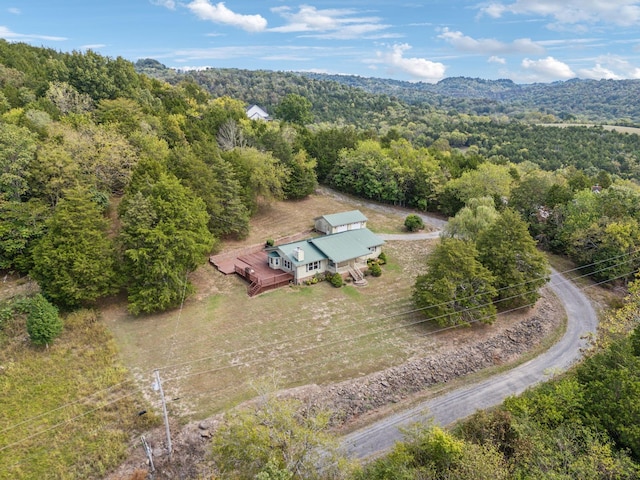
top-left (102, 190), bottom-right (555, 420)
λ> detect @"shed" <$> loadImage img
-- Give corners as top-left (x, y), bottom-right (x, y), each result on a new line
top-left (314, 210), bottom-right (368, 235)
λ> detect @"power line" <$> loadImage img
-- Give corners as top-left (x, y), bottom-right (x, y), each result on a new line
top-left (159, 264), bottom-right (638, 386)
top-left (1, 251), bottom-right (636, 451)
top-left (147, 247), bottom-right (639, 360)
top-left (2, 266), bottom-right (636, 454)
top-left (154, 253), bottom-right (638, 375)
top-left (0, 391), bottom-right (138, 453)
top-left (0, 378), bottom-right (136, 436)
top-left (2, 251), bottom-right (634, 442)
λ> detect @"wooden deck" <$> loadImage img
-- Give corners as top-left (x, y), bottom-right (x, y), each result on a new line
top-left (210, 249), bottom-right (293, 296)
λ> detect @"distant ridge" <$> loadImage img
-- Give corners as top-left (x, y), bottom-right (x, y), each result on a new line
top-left (135, 58), bottom-right (640, 124)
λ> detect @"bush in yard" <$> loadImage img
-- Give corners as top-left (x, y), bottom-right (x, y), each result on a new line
top-left (26, 294), bottom-right (63, 346)
top-left (330, 272), bottom-right (344, 287)
top-left (378, 251), bottom-right (387, 264)
top-left (405, 214), bottom-right (425, 232)
top-left (369, 262), bottom-right (382, 277)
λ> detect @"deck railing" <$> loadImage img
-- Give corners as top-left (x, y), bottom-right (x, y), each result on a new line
top-left (235, 265), bottom-right (293, 296)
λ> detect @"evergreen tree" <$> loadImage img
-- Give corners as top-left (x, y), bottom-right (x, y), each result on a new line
top-left (118, 170), bottom-right (214, 315)
top-left (477, 208), bottom-right (549, 310)
top-left (26, 294), bottom-right (63, 346)
top-left (282, 150), bottom-right (317, 200)
top-left (30, 187), bottom-right (119, 308)
top-left (413, 238), bottom-right (497, 326)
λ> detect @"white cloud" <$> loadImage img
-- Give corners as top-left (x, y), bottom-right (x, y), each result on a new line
top-left (173, 65), bottom-right (213, 71)
top-left (377, 43), bottom-right (446, 82)
top-left (578, 55), bottom-right (640, 79)
top-left (579, 64), bottom-right (622, 80)
top-left (521, 56), bottom-right (575, 80)
top-left (438, 28), bottom-right (544, 55)
top-left (186, 1), bottom-right (267, 33)
top-left (489, 55), bottom-right (507, 64)
top-left (150, 0), bottom-right (176, 9)
top-left (0, 25), bottom-right (66, 42)
top-left (270, 5), bottom-right (389, 39)
top-left (8, 7), bottom-right (20, 15)
top-left (481, 3), bottom-right (508, 18)
top-left (159, 45), bottom-right (266, 61)
top-left (156, 44), bottom-right (339, 64)
top-left (481, 0), bottom-right (640, 27)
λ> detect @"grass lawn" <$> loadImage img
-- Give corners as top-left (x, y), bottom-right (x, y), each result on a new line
top-left (103, 191), bottom-right (447, 420)
top-left (104, 238), bottom-right (439, 420)
top-left (104, 190), bottom-right (557, 423)
top-left (0, 309), bottom-right (157, 479)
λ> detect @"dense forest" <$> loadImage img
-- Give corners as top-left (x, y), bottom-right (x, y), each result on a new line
top-left (139, 61), bottom-right (640, 177)
top-left (2, 40), bottom-right (640, 478)
top-left (137, 60), bottom-right (640, 124)
top-left (301, 72), bottom-right (640, 124)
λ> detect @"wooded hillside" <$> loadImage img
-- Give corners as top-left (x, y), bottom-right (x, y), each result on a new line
top-left (2, 41), bottom-right (640, 479)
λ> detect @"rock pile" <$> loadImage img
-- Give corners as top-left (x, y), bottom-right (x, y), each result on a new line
top-left (305, 301), bottom-right (559, 426)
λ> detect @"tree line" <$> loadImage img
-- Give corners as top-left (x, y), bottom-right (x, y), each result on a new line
top-left (0, 41), bottom-right (317, 315)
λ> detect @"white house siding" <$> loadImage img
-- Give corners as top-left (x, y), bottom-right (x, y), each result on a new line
top-left (293, 259), bottom-right (328, 284)
top-left (314, 218), bottom-right (330, 234)
top-left (314, 216), bottom-right (367, 235)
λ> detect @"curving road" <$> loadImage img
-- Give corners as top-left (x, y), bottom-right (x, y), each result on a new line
top-left (316, 187), bottom-right (599, 459)
top-left (341, 267), bottom-right (598, 459)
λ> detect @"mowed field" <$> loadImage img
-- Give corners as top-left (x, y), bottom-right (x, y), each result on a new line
top-left (102, 191), bottom-right (515, 420)
top-left (538, 123), bottom-right (640, 135)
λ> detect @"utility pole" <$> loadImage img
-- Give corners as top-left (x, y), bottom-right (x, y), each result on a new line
top-left (154, 369), bottom-right (172, 458)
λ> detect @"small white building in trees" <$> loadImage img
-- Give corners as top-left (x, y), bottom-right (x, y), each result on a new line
top-left (246, 105), bottom-right (270, 121)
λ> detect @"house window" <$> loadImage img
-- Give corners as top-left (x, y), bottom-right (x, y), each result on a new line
top-left (283, 259), bottom-right (292, 270)
top-left (306, 260), bottom-right (321, 272)
top-left (369, 246), bottom-right (377, 252)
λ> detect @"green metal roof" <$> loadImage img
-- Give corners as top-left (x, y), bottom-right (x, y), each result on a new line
top-left (309, 228), bottom-right (384, 263)
top-left (318, 210), bottom-right (367, 227)
top-left (274, 239), bottom-right (326, 266)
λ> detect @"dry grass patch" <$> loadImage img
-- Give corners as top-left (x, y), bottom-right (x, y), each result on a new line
top-left (103, 192), bottom-right (563, 423)
top-left (104, 188), bottom-right (443, 421)
top-left (0, 308), bottom-right (157, 479)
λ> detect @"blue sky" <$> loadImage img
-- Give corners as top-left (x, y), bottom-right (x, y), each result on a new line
top-left (2, 1), bottom-right (640, 83)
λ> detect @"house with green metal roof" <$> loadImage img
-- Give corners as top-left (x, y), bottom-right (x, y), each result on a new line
top-left (314, 210), bottom-right (368, 235)
top-left (266, 222), bottom-right (384, 285)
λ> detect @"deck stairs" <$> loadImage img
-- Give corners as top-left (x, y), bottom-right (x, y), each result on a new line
top-left (349, 265), bottom-right (368, 286)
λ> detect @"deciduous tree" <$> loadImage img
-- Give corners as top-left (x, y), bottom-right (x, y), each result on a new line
top-left (274, 93), bottom-right (312, 125)
top-left (443, 196), bottom-right (499, 241)
top-left (211, 393), bottom-right (353, 479)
